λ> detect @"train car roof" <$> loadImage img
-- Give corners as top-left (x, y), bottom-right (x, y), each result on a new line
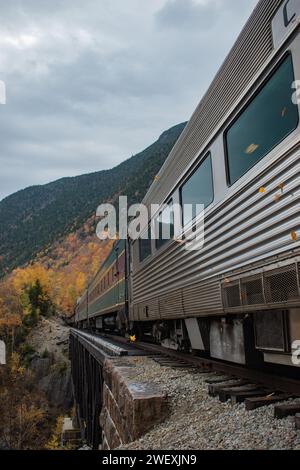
top-left (142, 0), bottom-right (282, 211)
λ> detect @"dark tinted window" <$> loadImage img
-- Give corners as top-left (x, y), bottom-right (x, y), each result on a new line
top-left (156, 202), bottom-right (174, 250)
top-left (139, 226), bottom-right (152, 262)
top-left (225, 55), bottom-right (299, 185)
top-left (180, 154), bottom-right (213, 227)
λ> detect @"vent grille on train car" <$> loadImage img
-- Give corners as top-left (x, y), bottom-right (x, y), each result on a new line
top-left (222, 262), bottom-right (300, 310)
top-left (241, 276), bottom-right (264, 305)
top-left (223, 283), bottom-right (241, 308)
top-left (264, 266), bottom-right (299, 303)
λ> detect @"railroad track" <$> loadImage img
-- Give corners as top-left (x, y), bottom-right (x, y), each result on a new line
top-left (102, 334), bottom-right (300, 390)
top-left (97, 332), bottom-right (300, 421)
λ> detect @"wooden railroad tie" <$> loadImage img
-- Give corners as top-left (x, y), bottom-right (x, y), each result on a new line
top-left (218, 384), bottom-right (263, 403)
top-left (244, 394), bottom-right (290, 411)
top-left (274, 403), bottom-right (300, 419)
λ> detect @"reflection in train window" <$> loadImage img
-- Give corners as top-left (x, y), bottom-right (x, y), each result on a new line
top-left (180, 153), bottom-right (213, 227)
top-left (139, 225), bottom-right (152, 262)
top-left (156, 201), bottom-right (174, 250)
top-left (225, 54), bottom-right (299, 185)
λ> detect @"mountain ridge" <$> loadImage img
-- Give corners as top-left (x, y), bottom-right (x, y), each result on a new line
top-left (0, 122), bottom-right (187, 276)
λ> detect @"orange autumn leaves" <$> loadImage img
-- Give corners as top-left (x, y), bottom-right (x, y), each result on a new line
top-left (258, 181), bottom-right (284, 200)
top-left (0, 265), bottom-right (54, 334)
top-left (291, 231), bottom-right (298, 242)
top-left (29, 220), bottom-right (112, 315)
top-left (13, 265), bottom-right (52, 297)
top-left (0, 277), bottom-right (23, 333)
top-left (0, 218), bottom-right (113, 323)
top-left (258, 181), bottom-right (298, 243)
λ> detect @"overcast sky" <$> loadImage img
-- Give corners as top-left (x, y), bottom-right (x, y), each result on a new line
top-left (0, 0), bottom-right (258, 201)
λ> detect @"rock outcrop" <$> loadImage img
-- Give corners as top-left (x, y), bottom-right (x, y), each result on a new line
top-left (28, 316), bottom-right (73, 411)
top-left (33, 359), bottom-right (73, 410)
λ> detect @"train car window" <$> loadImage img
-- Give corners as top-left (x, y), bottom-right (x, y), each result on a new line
top-left (156, 201), bottom-right (174, 250)
top-left (139, 225), bottom-right (152, 262)
top-left (225, 54), bottom-right (299, 185)
top-left (180, 153), bottom-right (213, 227)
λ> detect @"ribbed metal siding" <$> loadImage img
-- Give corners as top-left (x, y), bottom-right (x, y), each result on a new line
top-left (143, 0), bottom-right (281, 210)
top-left (76, 291), bottom-right (88, 322)
top-left (134, 298), bottom-right (160, 322)
top-left (130, 0), bottom-right (300, 322)
top-left (183, 279), bottom-right (223, 317)
top-left (132, 143), bottom-right (300, 320)
top-left (159, 290), bottom-right (185, 318)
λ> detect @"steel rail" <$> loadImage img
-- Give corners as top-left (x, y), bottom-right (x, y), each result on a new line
top-left (101, 333), bottom-right (300, 396)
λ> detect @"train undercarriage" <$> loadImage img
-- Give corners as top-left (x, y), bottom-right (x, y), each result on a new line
top-left (78, 307), bottom-right (300, 370)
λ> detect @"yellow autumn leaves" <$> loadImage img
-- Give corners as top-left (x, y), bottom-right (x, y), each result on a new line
top-left (258, 182), bottom-right (298, 242)
top-left (258, 182), bottom-right (285, 200)
top-left (291, 231), bottom-right (298, 242)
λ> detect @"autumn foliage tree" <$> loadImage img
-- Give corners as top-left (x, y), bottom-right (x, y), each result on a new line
top-left (0, 353), bottom-right (49, 449)
top-left (0, 217), bottom-right (113, 337)
top-left (0, 212), bottom-right (114, 450)
top-left (0, 278), bottom-right (22, 353)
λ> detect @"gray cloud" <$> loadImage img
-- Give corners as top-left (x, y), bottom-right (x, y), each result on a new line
top-left (0, 0), bottom-right (257, 200)
top-left (155, 0), bottom-right (218, 30)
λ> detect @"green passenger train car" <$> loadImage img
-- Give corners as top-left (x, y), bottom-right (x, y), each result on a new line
top-left (75, 239), bottom-right (128, 332)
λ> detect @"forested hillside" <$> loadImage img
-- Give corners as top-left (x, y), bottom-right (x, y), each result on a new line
top-left (0, 122), bottom-right (186, 277)
top-left (0, 121), bottom-right (187, 449)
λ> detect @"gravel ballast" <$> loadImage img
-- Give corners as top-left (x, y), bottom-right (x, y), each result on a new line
top-left (118, 357), bottom-right (300, 450)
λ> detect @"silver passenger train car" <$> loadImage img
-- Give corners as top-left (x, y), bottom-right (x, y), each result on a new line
top-left (129, 0), bottom-right (300, 367)
top-left (74, 0), bottom-right (300, 369)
